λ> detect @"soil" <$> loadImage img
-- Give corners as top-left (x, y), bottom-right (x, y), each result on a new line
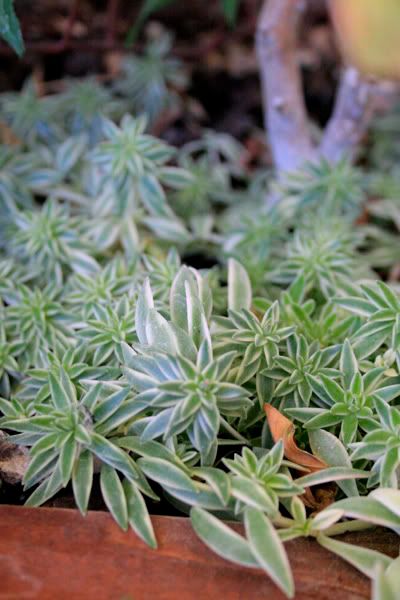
top-left (0, 0), bottom-right (342, 162)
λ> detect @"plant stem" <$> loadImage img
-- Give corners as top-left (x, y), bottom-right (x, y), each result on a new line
top-left (323, 520), bottom-right (376, 537)
top-left (273, 515), bottom-right (296, 528)
top-left (219, 417), bottom-right (249, 445)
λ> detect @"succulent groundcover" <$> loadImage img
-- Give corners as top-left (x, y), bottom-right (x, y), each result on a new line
top-left (0, 74), bottom-right (400, 599)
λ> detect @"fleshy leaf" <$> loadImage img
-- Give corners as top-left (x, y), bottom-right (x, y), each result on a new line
top-left (244, 507), bottom-right (295, 598)
top-left (190, 507), bottom-right (259, 568)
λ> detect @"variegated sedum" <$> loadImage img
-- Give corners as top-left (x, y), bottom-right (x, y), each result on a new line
top-left (0, 67), bottom-right (399, 600)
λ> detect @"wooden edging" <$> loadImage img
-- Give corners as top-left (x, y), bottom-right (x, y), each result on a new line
top-left (0, 505), bottom-right (398, 599)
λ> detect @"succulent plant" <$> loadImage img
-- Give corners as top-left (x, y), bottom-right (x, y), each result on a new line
top-left (0, 78), bottom-right (61, 145)
top-left (1, 65), bottom-right (400, 600)
top-left (9, 199), bottom-right (99, 286)
top-left (114, 31), bottom-right (188, 122)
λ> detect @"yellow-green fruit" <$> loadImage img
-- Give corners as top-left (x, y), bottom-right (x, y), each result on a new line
top-left (330, 0), bottom-right (400, 79)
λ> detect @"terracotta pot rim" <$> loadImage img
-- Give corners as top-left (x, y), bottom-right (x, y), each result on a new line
top-left (1, 503), bottom-right (398, 599)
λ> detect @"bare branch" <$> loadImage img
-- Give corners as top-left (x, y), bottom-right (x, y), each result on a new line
top-left (256, 0), bottom-right (315, 173)
top-left (256, 0), bottom-right (394, 176)
top-left (320, 67), bottom-right (378, 163)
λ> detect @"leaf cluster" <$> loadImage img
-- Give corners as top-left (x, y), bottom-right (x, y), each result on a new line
top-left (0, 63), bottom-right (399, 599)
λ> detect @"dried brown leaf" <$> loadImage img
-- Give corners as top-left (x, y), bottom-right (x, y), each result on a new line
top-left (264, 404), bottom-right (327, 473)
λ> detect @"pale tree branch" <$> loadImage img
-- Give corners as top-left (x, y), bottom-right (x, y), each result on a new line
top-left (319, 67), bottom-right (377, 163)
top-left (257, 0), bottom-right (388, 174)
top-left (256, 0), bottom-right (315, 172)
